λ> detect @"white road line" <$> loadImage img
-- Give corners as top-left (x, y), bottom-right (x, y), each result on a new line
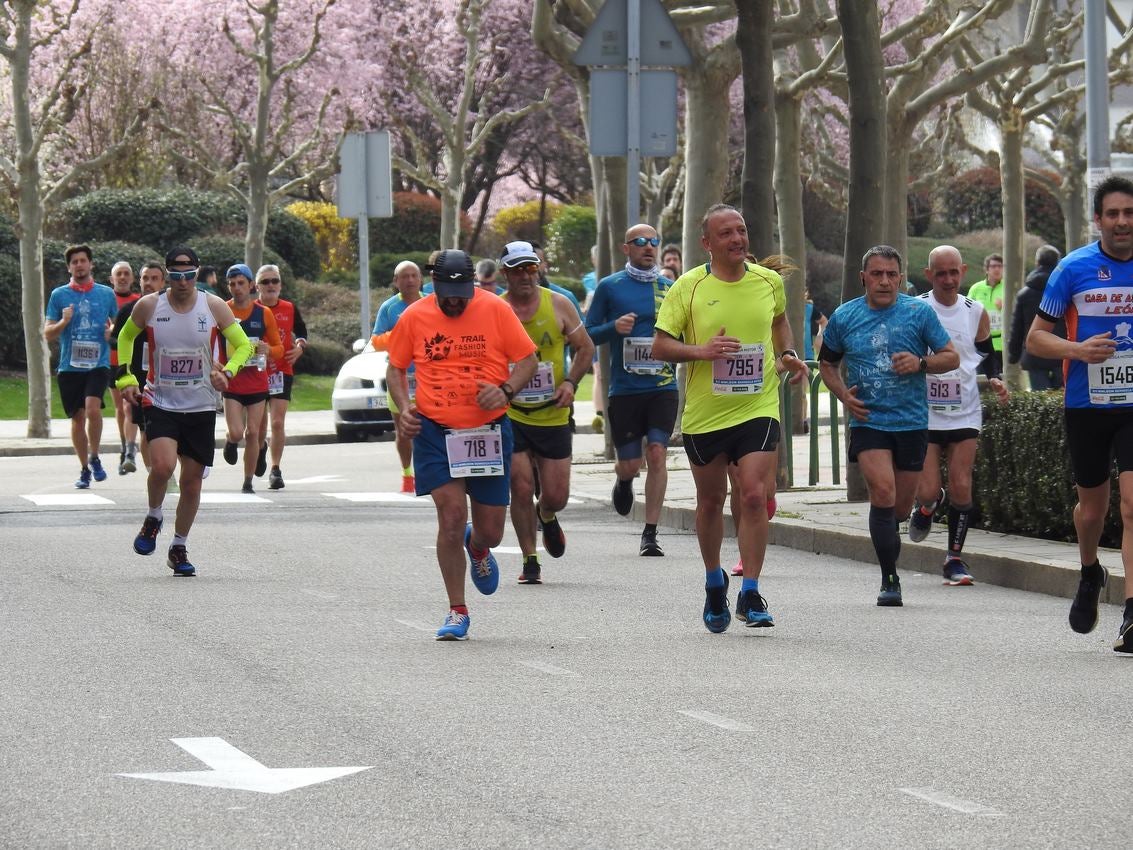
top-left (516, 660), bottom-right (579, 677)
top-left (198, 493), bottom-right (273, 504)
top-left (678, 710), bottom-right (754, 732)
top-left (395, 619), bottom-right (435, 632)
top-left (899, 787), bottom-right (1002, 816)
top-left (326, 492), bottom-right (425, 503)
top-left (20, 493), bottom-right (114, 506)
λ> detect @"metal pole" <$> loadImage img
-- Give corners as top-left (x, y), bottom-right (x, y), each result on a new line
top-left (358, 215), bottom-right (371, 342)
top-left (1085, 0), bottom-right (1110, 232)
top-left (626, 0), bottom-right (641, 229)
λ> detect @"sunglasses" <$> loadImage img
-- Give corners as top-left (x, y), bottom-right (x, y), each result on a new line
top-left (258, 277), bottom-right (281, 285)
top-left (627, 236), bottom-right (661, 247)
top-left (168, 269), bottom-right (198, 281)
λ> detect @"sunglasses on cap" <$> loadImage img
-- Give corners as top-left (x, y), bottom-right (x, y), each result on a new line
top-left (258, 277), bottom-right (281, 285)
top-left (626, 236), bottom-right (661, 247)
top-left (167, 269), bottom-right (198, 281)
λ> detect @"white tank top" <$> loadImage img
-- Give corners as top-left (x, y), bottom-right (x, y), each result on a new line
top-left (919, 291), bottom-right (985, 431)
top-left (143, 290), bottom-right (219, 413)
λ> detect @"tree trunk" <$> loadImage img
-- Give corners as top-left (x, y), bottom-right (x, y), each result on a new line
top-left (883, 114), bottom-right (911, 266)
top-left (837, 0), bottom-right (886, 502)
top-left (439, 145), bottom-right (464, 250)
top-left (244, 161), bottom-right (271, 272)
top-left (681, 56), bottom-right (736, 269)
top-left (774, 89), bottom-right (807, 433)
top-left (999, 112), bottom-right (1026, 391)
top-left (735, 0), bottom-right (776, 257)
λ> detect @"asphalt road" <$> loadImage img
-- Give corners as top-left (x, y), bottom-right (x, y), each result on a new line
top-left (2, 443), bottom-right (1132, 849)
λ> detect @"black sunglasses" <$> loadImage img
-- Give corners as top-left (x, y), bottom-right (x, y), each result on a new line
top-left (258, 277), bottom-right (281, 285)
top-left (627, 236), bottom-right (661, 247)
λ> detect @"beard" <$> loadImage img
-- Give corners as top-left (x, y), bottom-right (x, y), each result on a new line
top-left (439, 297), bottom-right (469, 317)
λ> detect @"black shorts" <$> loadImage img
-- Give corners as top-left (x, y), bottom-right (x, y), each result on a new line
top-left (223, 391), bottom-right (269, 406)
top-left (848, 426), bottom-right (929, 472)
top-left (927, 428), bottom-right (980, 447)
top-left (130, 402), bottom-right (146, 433)
top-left (608, 390), bottom-right (678, 458)
top-left (509, 419), bottom-right (573, 460)
top-left (57, 369), bottom-right (109, 418)
top-left (269, 373), bottom-right (294, 402)
top-left (142, 407), bottom-right (217, 468)
top-left (1065, 407), bottom-right (1133, 488)
top-left (682, 417), bottom-right (780, 467)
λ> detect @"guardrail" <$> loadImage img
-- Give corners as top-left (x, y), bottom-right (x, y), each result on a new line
top-left (780, 360), bottom-right (841, 487)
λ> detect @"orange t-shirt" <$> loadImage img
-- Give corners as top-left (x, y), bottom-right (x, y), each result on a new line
top-left (387, 290), bottom-right (537, 429)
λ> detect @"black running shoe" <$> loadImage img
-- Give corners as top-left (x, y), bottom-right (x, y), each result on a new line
top-left (639, 529), bottom-right (664, 557)
top-left (612, 478), bottom-right (634, 516)
top-left (541, 514), bottom-right (566, 558)
top-left (268, 468), bottom-right (284, 490)
top-left (877, 575), bottom-right (903, 607)
top-left (1069, 563), bottom-right (1108, 634)
top-left (736, 589), bottom-right (774, 627)
top-left (223, 441), bottom-right (238, 465)
top-left (241, 479), bottom-right (255, 494)
top-left (167, 545), bottom-right (196, 577)
top-left (517, 556), bottom-right (542, 585)
top-left (1115, 615), bottom-right (1133, 653)
top-left (255, 442), bottom-right (268, 477)
top-left (703, 572), bottom-right (731, 634)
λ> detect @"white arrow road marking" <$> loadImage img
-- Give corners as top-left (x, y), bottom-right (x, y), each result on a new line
top-left (326, 492), bottom-right (425, 503)
top-left (899, 787), bottom-right (1002, 816)
top-left (286, 474), bottom-right (345, 484)
top-left (678, 710), bottom-right (754, 732)
top-left (21, 494), bottom-right (114, 506)
top-left (117, 737), bottom-right (372, 794)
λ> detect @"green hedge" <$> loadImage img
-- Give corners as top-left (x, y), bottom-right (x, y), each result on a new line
top-left (0, 255), bottom-right (24, 366)
top-left (943, 168), bottom-right (1066, 251)
top-left (188, 236), bottom-right (293, 287)
top-left (975, 391), bottom-right (1121, 546)
top-left (292, 339), bottom-right (349, 376)
top-left (368, 192), bottom-right (472, 254)
top-left (544, 205), bottom-right (596, 279)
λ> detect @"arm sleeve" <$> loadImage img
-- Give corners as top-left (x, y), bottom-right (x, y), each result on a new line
top-left (221, 321), bottom-right (254, 374)
top-left (292, 305), bottom-right (307, 344)
top-left (263, 309), bottom-right (284, 361)
top-left (370, 330), bottom-right (392, 352)
top-left (977, 336), bottom-right (1000, 378)
top-left (115, 318), bottom-right (143, 389)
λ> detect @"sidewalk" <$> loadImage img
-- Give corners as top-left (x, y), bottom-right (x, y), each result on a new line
top-left (2, 401), bottom-right (1120, 606)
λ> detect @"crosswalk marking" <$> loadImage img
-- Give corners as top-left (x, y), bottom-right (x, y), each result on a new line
top-left (20, 494), bottom-right (114, 506)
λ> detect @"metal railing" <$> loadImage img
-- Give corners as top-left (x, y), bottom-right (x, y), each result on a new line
top-left (780, 360), bottom-right (842, 487)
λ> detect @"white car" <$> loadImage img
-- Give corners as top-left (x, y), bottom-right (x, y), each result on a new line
top-left (331, 343), bottom-right (396, 441)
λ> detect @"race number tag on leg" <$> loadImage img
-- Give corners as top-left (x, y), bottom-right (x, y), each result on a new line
top-left (515, 361), bottom-right (555, 404)
top-left (623, 336), bottom-right (665, 375)
top-left (69, 339), bottom-right (101, 370)
top-left (1088, 350), bottom-right (1133, 405)
top-left (156, 347), bottom-right (205, 388)
top-left (927, 371), bottom-right (963, 412)
top-left (445, 425), bottom-right (504, 477)
top-left (268, 370), bottom-right (284, 396)
top-left (713, 344), bottom-right (764, 394)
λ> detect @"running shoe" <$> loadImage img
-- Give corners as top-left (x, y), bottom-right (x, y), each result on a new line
top-left (75, 467), bottom-right (92, 489)
top-left (269, 468), bottom-right (285, 490)
top-left (703, 572), bottom-right (731, 634)
top-left (942, 558), bottom-right (974, 586)
top-left (908, 487), bottom-right (944, 542)
top-left (877, 575), bottom-right (903, 607)
top-left (122, 450), bottom-right (137, 474)
top-left (541, 514), bottom-right (566, 558)
top-left (731, 558), bottom-right (744, 577)
top-left (639, 529), bottom-right (664, 557)
top-left (1069, 563), bottom-right (1108, 634)
top-left (592, 414), bottom-right (604, 434)
top-left (133, 516), bottom-right (162, 555)
top-left (518, 556), bottom-right (542, 585)
top-left (1114, 615), bottom-right (1133, 653)
top-left (464, 524), bottom-right (499, 595)
top-left (736, 589), bottom-right (775, 627)
top-left (255, 442), bottom-right (268, 477)
top-left (167, 544), bottom-right (196, 577)
top-left (90, 456), bottom-right (107, 482)
top-left (400, 474), bottom-right (415, 494)
top-left (223, 441), bottom-right (238, 465)
top-left (435, 609), bottom-right (470, 641)
top-left (241, 480), bottom-right (255, 494)
top-left (612, 478), bottom-right (634, 516)
top-left (118, 451), bottom-right (127, 476)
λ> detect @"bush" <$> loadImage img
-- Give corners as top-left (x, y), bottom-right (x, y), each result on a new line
top-left (189, 236), bottom-right (293, 287)
top-left (89, 241), bottom-right (166, 282)
top-left (975, 392), bottom-right (1121, 546)
top-left (265, 208), bottom-right (319, 280)
top-left (292, 339), bottom-right (349, 376)
top-left (0, 255), bottom-right (25, 366)
top-left (801, 181), bottom-right (847, 254)
top-left (369, 192), bottom-right (472, 254)
top-left (370, 251), bottom-right (434, 290)
top-left (544, 205), bottom-right (597, 278)
top-left (0, 211), bottom-right (18, 256)
top-left (299, 280), bottom-right (366, 348)
top-left (943, 168), bottom-right (1065, 251)
top-left (287, 200), bottom-right (354, 276)
top-left (493, 199), bottom-right (562, 244)
top-left (804, 251), bottom-right (844, 316)
top-left (56, 188), bottom-right (239, 248)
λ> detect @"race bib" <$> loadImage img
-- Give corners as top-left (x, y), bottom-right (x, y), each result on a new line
top-left (444, 425), bottom-right (504, 477)
top-left (268, 370), bottom-right (285, 396)
top-left (70, 339), bottom-right (101, 370)
top-left (988, 311), bottom-right (1003, 333)
top-left (927, 371), bottom-right (963, 411)
top-left (157, 347), bottom-right (206, 388)
top-left (515, 361), bottom-right (555, 404)
top-left (1088, 349), bottom-right (1133, 406)
top-left (713, 344), bottom-right (764, 394)
top-left (623, 336), bottom-right (665, 375)
top-left (407, 373), bottom-right (417, 401)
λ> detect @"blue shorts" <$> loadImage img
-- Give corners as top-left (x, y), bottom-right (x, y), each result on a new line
top-left (413, 414), bottom-right (513, 506)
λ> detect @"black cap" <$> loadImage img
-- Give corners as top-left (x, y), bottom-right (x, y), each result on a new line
top-left (431, 250), bottom-right (476, 298)
top-left (165, 246), bottom-right (200, 267)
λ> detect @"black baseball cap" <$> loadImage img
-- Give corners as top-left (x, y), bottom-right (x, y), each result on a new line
top-left (165, 246), bottom-right (200, 267)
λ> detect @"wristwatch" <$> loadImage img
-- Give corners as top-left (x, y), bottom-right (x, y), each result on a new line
top-left (918, 357), bottom-right (927, 373)
top-left (499, 383), bottom-right (515, 401)
top-left (223, 368), bottom-right (234, 379)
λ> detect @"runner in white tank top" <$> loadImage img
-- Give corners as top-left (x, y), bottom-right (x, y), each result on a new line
top-left (143, 289), bottom-right (220, 413)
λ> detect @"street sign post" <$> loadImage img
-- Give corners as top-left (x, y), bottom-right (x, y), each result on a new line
top-left (337, 131), bottom-right (393, 341)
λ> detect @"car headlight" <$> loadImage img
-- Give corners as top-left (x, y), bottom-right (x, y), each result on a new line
top-left (335, 375), bottom-right (363, 390)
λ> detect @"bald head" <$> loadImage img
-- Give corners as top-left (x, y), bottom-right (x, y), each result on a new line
top-left (622, 223), bottom-right (660, 270)
top-left (924, 244), bottom-right (967, 304)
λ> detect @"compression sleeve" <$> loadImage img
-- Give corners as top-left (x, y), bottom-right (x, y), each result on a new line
top-left (222, 321), bottom-right (254, 374)
top-left (976, 336), bottom-right (1000, 379)
top-left (293, 305), bottom-right (308, 344)
top-left (114, 318), bottom-right (143, 390)
top-left (818, 342), bottom-right (843, 363)
top-left (370, 331), bottom-right (392, 352)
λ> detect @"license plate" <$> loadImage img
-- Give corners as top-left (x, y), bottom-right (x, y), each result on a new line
top-left (367, 395), bottom-right (387, 409)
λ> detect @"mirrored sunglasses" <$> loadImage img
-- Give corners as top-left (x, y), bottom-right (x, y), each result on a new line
top-left (168, 269), bottom-right (198, 281)
top-left (627, 236), bottom-right (661, 247)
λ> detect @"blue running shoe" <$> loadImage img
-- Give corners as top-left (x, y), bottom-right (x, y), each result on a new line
top-left (942, 558), bottom-right (974, 586)
top-left (167, 544), bottom-right (196, 577)
top-left (877, 574), bottom-right (903, 607)
top-left (464, 524), bottom-right (499, 595)
top-left (703, 571), bottom-right (731, 634)
top-left (436, 609), bottom-right (471, 641)
top-left (75, 467), bottom-right (92, 489)
top-left (90, 456), bottom-right (107, 482)
top-left (133, 515), bottom-right (162, 555)
top-left (736, 589), bottom-right (775, 627)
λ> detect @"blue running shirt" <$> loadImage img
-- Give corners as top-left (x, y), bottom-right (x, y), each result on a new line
top-left (821, 293), bottom-right (952, 431)
top-left (45, 282), bottom-right (118, 372)
top-left (585, 269), bottom-right (676, 396)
